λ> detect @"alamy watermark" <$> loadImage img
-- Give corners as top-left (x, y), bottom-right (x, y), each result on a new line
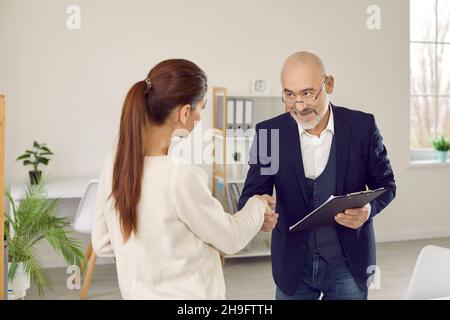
top-left (366, 5), bottom-right (381, 30)
top-left (367, 264), bottom-right (382, 290)
top-left (170, 121), bottom-right (280, 176)
top-left (66, 5), bottom-right (81, 30)
top-left (66, 265), bottom-right (81, 290)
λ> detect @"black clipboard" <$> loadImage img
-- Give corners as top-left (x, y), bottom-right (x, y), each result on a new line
top-left (289, 187), bottom-right (388, 232)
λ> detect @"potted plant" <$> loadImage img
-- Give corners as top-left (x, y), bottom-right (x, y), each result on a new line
top-left (4, 177), bottom-right (85, 299)
top-left (431, 136), bottom-right (450, 162)
top-left (16, 141), bottom-right (54, 184)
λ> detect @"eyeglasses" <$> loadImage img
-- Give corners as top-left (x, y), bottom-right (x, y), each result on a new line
top-left (282, 77), bottom-right (328, 108)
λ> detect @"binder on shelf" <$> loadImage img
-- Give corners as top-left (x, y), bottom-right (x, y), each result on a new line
top-left (225, 183), bottom-right (237, 214)
top-left (216, 177), bottom-right (224, 193)
top-left (214, 95), bottom-right (225, 130)
top-left (244, 100), bottom-right (253, 130)
top-left (229, 183), bottom-right (241, 214)
top-left (234, 100), bottom-right (244, 132)
top-left (226, 99), bottom-right (235, 130)
top-left (224, 182), bottom-right (240, 214)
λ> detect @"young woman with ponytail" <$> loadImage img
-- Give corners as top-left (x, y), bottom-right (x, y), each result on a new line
top-left (91, 59), bottom-right (277, 299)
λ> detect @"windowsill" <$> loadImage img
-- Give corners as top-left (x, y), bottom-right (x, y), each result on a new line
top-left (410, 149), bottom-right (450, 168)
top-left (409, 159), bottom-right (450, 168)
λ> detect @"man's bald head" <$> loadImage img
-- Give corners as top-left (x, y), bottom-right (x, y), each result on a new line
top-left (280, 51), bottom-right (334, 132)
top-left (281, 51), bottom-right (326, 83)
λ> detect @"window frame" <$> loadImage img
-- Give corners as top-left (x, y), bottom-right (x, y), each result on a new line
top-left (410, 0), bottom-right (450, 161)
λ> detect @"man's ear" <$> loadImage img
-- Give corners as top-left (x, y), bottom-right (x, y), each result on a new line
top-left (325, 75), bottom-right (335, 94)
top-left (179, 104), bottom-right (191, 125)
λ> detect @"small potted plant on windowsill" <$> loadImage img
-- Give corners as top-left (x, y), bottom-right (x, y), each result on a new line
top-left (431, 136), bottom-right (450, 162)
top-left (16, 141), bottom-right (54, 184)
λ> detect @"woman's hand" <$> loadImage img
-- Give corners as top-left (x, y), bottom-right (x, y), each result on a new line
top-left (254, 194), bottom-right (275, 213)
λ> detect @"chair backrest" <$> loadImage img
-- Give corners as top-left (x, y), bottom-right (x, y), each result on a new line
top-left (406, 245), bottom-right (450, 300)
top-left (72, 180), bottom-right (99, 234)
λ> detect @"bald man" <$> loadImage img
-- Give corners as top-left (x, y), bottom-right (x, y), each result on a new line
top-left (238, 51), bottom-right (396, 300)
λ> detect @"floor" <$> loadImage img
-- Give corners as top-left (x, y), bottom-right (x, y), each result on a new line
top-left (24, 237), bottom-right (450, 300)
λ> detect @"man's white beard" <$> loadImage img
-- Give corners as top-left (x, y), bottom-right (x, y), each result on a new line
top-left (298, 113), bottom-right (322, 130)
top-left (296, 106), bottom-right (327, 130)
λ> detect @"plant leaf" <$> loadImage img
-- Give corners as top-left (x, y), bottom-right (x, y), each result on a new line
top-left (40, 146), bottom-right (53, 154)
top-left (16, 154), bottom-right (30, 161)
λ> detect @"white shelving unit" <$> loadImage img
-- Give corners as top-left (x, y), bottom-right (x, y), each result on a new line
top-left (212, 88), bottom-right (284, 259)
top-left (227, 92), bottom-right (281, 98)
top-left (214, 176), bottom-right (246, 185)
top-left (225, 232), bottom-right (272, 259)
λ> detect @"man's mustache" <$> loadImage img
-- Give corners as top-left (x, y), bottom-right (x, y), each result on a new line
top-left (293, 107), bottom-right (318, 116)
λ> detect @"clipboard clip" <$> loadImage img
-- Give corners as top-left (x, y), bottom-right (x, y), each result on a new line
top-left (346, 190), bottom-right (369, 197)
top-left (345, 187), bottom-right (385, 198)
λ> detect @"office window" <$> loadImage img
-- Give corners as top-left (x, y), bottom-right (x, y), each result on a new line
top-left (410, 0), bottom-right (450, 150)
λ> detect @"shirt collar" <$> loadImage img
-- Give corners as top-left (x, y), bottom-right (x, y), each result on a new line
top-left (298, 104), bottom-right (335, 137)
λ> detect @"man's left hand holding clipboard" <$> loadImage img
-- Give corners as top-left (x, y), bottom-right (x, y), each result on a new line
top-left (334, 206), bottom-right (370, 230)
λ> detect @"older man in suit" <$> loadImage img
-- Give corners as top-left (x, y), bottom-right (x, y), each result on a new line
top-left (238, 51), bottom-right (396, 300)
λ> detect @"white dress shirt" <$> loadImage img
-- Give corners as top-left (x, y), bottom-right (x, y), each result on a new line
top-left (297, 106), bottom-right (371, 215)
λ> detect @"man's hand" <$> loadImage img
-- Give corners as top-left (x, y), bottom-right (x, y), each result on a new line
top-left (260, 194), bottom-right (276, 211)
top-left (255, 194), bottom-right (279, 232)
top-left (334, 207), bottom-right (369, 229)
top-left (261, 194), bottom-right (279, 232)
top-left (261, 212), bottom-right (279, 232)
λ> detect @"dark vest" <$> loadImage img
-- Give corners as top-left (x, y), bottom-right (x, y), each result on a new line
top-left (305, 136), bottom-right (344, 263)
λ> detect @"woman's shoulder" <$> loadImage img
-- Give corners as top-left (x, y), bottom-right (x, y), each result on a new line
top-left (99, 153), bottom-right (208, 184)
top-left (97, 153), bottom-right (115, 180)
top-left (169, 157), bottom-right (208, 184)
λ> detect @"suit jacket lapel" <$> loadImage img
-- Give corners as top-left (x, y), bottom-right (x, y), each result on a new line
top-left (332, 105), bottom-right (350, 195)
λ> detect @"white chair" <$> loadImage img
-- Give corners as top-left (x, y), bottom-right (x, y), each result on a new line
top-left (72, 180), bottom-right (98, 300)
top-left (406, 245), bottom-right (450, 300)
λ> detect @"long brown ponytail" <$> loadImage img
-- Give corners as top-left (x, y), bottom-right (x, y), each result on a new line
top-left (111, 59), bottom-right (207, 241)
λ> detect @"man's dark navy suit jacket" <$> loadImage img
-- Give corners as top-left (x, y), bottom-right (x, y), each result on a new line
top-left (238, 104), bottom-right (396, 295)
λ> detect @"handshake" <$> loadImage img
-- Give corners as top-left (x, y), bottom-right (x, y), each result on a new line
top-left (254, 194), bottom-right (279, 232)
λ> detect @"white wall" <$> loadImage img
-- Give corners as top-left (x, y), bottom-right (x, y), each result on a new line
top-left (1, 0), bottom-right (449, 261)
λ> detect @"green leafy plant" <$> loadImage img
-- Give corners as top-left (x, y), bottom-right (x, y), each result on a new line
top-left (16, 141), bottom-right (54, 184)
top-left (431, 136), bottom-right (450, 152)
top-left (4, 177), bottom-right (85, 297)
